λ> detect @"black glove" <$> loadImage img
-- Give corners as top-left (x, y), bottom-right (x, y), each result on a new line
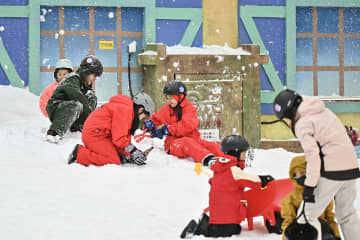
top-left (303, 185), bottom-right (315, 203)
top-left (124, 143), bottom-right (147, 165)
top-left (259, 175), bottom-right (275, 188)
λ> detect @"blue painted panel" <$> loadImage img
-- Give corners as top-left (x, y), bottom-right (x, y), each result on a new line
top-left (318, 71), bottom-right (339, 96)
top-left (156, 20), bottom-right (189, 46)
top-left (238, 18), bottom-right (251, 45)
top-left (64, 36), bottom-right (90, 67)
top-left (344, 8), bottom-right (360, 34)
top-left (122, 72), bottom-right (142, 96)
top-left (239, 0), bottom-right (285, 6)
top-left (260, 66), bottom-right (274, 91)
top-left (96, 72), bottom-right (118, 102)
top-left (121, 37), bottom-right (143, 68)
top-left (40, 72), bottom-right (55, 92)
top-left (254, 18), bottom-right (286, 86)
top-left (156, 0), bottom-right (202, 8)
top-left (261, 103), bottom-right (274, 115)
top-left (0, 65), bottom-right (10, 85)
top-left (40, 35), bottom-right (59, 67)
top-left (317, 38), bottom-right (339, 66)
top-left (344, 71), bottom-right (360, 97)
top-left (0, 17), bottom-right (28, 85)
top-left (344, 38), bottom-right (360, 66)
top-left (95, 36), bottom-right (117, 67)
top-left (191, 24), bottom-right (203, 47)
top-left (0, 0), bottom-right (27, 5)
top-left (64, 7), bottom-right (89, 31)
top-left (296, 71), bottom-right (313, 96)
top-left (40, 7), bottom-right (59, 30)
top-left (296, 7), bottom-right (312, 33)
top-left (296, 38), bottom-right (312, 66)
top-left (318, 8), bottom-right (338, 33)
top-left (121, 7), bottom-right (144, 32)
top-left (95, 7), bottom-right (116, 31)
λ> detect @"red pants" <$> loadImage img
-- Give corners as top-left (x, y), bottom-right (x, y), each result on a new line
top-left (76, 129), bottom-right (121, 166)
top-left (166, 137), bottom-right (236, 163)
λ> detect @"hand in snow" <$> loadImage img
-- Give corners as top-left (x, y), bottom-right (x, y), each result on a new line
top-left (124, 144), bottom-right (147, 165)
top-left (194, 163), bottom-right (203, 176)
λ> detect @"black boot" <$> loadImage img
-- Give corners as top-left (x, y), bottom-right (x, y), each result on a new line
top-left (194, 213), bottom-right (210, 235)
top-left (180, 219), bottom-right (197, 239)
top-left (266, 211), bottom-right (283, 234)
top-left (68, 144), bottom-right (79, 164)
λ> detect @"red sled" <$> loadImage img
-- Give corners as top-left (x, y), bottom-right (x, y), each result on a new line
top-left (242, 178), bottom-right (295, 230)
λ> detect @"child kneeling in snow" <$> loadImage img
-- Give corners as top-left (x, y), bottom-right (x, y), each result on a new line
top-left (180, 135), bottom-right (274, 238)
top-left (46, 55), bottom-right (102, 143)
top-left (281, 155), bottom-right (341, 240)
top-left (67, 93), bottom-right (155, 167)
top-left (144, 81), bottom-right (238, 175)
top-left (39, 59), bottom-right (73, 118)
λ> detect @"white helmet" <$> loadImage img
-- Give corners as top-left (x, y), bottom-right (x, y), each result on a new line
top-left (133, 92), bottom-right (155, 115)
top-left (55, 59), bottom-right (73, 71)
top-left (54, 59), bottom-right (73, 80)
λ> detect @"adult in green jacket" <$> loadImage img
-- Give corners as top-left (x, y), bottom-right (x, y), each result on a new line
top-left (46, 55), bottom-right (103, 143)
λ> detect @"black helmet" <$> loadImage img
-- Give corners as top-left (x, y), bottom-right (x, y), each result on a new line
top-left (79, 55), bottom-right (103, 77)
top-left (221, 135), bottom-right (249, 158)
top-left (163, 81), bottom-right (187, 96)
top-left (273, 89), bottom-right (303, 120)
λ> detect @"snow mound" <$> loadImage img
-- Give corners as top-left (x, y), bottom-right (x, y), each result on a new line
top-left (0, 86), bottom-right (358, 240)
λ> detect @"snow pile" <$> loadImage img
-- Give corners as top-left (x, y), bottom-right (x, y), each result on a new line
top-left (0, 86), bottom-right (359, 240)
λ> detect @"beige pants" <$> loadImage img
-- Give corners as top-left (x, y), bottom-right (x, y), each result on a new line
top-left (298, 177), bottom-right (360, 240)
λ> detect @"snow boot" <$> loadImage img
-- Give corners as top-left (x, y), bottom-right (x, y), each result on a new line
top-left (46, 129), bottom-right (61, 143)
top-left (180, 219), bottom-right (197, 239)
top-left (68, 144), bottom-right (79, 164)
top-left (266, 211), bottom-right (283, 234)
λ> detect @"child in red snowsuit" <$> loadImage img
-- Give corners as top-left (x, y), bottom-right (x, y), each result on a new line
top-left (181, 135), bottom-right (274, 238)
top-left (145, 81), bottom-right (235, 174)
top-left (67, 93), bottom-right (155, 166)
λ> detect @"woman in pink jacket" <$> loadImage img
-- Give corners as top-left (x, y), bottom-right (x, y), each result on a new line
top-left (273, 89), bottom-right (360, 240)
top-left (39, 59), bottom-right (73, 117)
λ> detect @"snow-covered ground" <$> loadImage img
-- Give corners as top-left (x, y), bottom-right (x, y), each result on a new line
top-left (0, 86), bottom-right (359, 240)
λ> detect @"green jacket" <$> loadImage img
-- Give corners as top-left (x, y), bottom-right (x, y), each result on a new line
top-left (46, 70), bottom-right (96, 121)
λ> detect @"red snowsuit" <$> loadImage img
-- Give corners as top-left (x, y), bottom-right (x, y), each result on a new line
top-left (150, 97), bottom-right (234, 163)
top-left (208, 159), bottom-right (262, 224)
top-left (39, 81), bottom-right (58, 118)
top-left (76, 95), bottom-right (134, 166)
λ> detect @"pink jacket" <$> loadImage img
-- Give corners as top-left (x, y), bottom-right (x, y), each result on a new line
top-left (294, 97), bottom-right (360, 187)
top-left (39, 81), bottom-right (59, 118)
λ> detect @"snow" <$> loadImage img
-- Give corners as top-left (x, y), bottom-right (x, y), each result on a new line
top-left (0, 86), bottom-right (359, 240)
top-left (108, 12), bottom-right (114, 19)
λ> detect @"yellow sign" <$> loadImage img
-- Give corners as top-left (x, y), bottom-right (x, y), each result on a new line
top-left (99, 40), bottom-right (114, 50)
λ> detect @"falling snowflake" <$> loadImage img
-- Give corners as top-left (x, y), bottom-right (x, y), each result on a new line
top-left (173, 61), bottom-right (180, 68)
top-left (0, 26), bottom-right (4, 32)
top-left (42, 58), bottom-right (49, 64)
top-left (4, 65), bottom-right (8, 70)
top-left (216, 29), bottom-right (220, 33)
top-left (254, 62), bottom-right (259, 67)
top-left (59, 29), bottom-right (65, 35)
top-left (108, 12), bottom-right (114, 19)
top-left (54, 33), bottom-right (59, 39)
